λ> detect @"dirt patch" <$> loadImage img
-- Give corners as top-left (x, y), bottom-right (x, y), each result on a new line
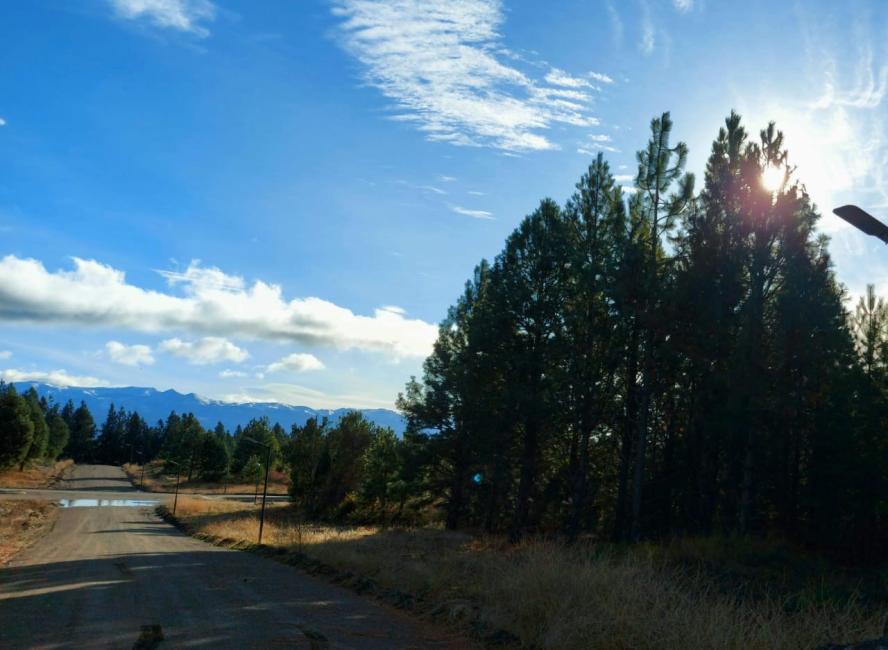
top-left (0, 500), bottom-right (58, 564)
top-left (0, 460), bottom-right (73, 489)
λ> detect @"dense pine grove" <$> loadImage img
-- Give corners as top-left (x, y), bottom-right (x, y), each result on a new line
top-left (1, 110), bottom-right (886, 560)
top-left (397, 111), bottom-right (887, 559)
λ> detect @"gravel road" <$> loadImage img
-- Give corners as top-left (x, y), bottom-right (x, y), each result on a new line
top-left (0, 464), bottom-right (469, 649)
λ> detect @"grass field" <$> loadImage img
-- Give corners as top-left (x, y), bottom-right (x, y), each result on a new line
top-left (165, 496), bottom-right (887, 650)
top-left (0, 500), bottom-right (57, 565)
top-left (123, 460), bottom-right (290, 495)
top-left (0, 459), bottom-right (73, 489)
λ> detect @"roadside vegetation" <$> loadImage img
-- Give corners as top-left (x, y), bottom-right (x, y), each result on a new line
top-left (0, 459), bottom-right (73, 489)
top-left (123, 459), bottom-right (289, 495)
top-left (0, 500), bottom-right (57, 564)
top-left (167, 497), bottom-right (886, 649)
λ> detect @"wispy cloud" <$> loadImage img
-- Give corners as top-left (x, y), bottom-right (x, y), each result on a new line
top-left (222, 383), bottom-right (394, 410)
top-left (158, 337), bottom-right (249, 365)
top-left (450, 205), bottom-right (494, 220)
top-left (578, 133), bottom-right (620, 155)
top-left (219, 369), bottom-right (247, 378)
top-left (397, 180), bottom-right (447, 195)
top-left (673, 0), bottom-right (693, 13)
top-left (0, 117), bottom-right (6, 127)
top-left (639, 1), bottom-right (655, 54)
top-left (105, 340), bottom-right (154, 366)
top-left (332, 0), bottom-right (600, 151)
top-left (0, 368), bottom-right (109, 387)
top-left (0, 350), bottom-right (10, 360)
top-left (0, 256), bottom-right (437, 359)
top-left (467, 190), bottom-right (485, 196)
top-left (108, 0), bottom-right (216, 37)
top-left (589, 72), bottom-right (614, 84)
top-left (438, 175), bottom-right (457, 182)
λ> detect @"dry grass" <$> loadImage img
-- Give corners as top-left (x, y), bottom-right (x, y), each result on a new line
top-left (0, 500), bottom-right (57, 564)
top-left (123, 461), bottom-right (289, 495)
top-left (0, 459), bottom-right (73, 489)
top-left (168, 497), bottom-right (887, 649)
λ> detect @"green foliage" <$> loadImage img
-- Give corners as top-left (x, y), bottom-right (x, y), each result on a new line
top-left (288, 412), bottom-right (387, 520)
top-left (20, 387), bottom-right (49, 468)
top-left (45, 411), bottom-right (69, 460)
top-left (64, 401), bottom-right (96, 462)
top-left (0, 384), bottom-right (34, 470)
top-left (199, 433), bottom-right (230, 481)
top-left (392, 109), bottom-right (888, 559)
top-left (231, 417), bottom-right (280, 476)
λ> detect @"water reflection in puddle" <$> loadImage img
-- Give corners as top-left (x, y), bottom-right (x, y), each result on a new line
top-left (58, 499), bottom-right (159, 508)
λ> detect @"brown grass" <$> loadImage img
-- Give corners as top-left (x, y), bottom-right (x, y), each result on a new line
top-left (123, 461), bottom-right (289, 495)
top-left (167, 497), bottom-right (887, 649)
top-left (0, 500), bottom-right (57, 564)
top-left (0, 459), bottom-right (73, 489)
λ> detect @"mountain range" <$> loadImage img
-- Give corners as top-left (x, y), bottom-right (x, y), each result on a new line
top-left (11, 383), bottom-right (406, 436)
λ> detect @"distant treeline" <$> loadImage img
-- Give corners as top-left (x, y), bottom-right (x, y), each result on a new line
top-left (0, 382), bottom-right (404, 520)
top-left (393, 111), bottom-right (888, 559)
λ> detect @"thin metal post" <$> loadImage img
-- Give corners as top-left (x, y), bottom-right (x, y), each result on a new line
top-left (173, 466), bottom-right (181, 515)
top-left (254, 459), bottom-right (261, 505)
top-left (258, 446), bottom-right (271, 545)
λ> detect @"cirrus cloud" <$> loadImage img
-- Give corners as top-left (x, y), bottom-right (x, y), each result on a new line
top-left (332, 0), bottom-right (601, 151)
top-left (0, 256), bottom-right (437, 360)
top-left (108, 0), bottom-right (216, 37)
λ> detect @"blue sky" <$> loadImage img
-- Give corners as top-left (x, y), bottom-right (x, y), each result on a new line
top-left (1, 0), bottom-right (887, 409)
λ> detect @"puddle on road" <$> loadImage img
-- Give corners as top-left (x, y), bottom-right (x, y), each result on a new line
top-left (58, 499), bottom-right (159, 508)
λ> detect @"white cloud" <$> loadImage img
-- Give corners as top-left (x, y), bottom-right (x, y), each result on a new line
top-left (219, 369), bottom-right (247, 378)
top-left (109, 0), bottom-right (215, 36)
top-left (545, 68), bottom-right (591, 89)
top-left (265, 352), bottom-right (325, 374)
top-left (0, 256), bottom-right (438, 360)
top-left (640, 2), bottom-right (655, 54)
top-left (397, 180), bottom-right (447, 195)
top-left (0, 350), bottom-right (10, 360)
top-left (589, 72), bottom-right (614, 85)
top-left (588, 134), bottom-right (612, 143)
top-left (105, 340), bottom-right (154, 366)
top-left (467, 190), bottom-right (485, 196)
top-left (159, 337), bottom-right (249, 365)
top-left (379, 305), bottom-right (406, 315)
top-left (222, 383), bottom-right (393, 410)
top-left (0, 117), bottom-right (6, 127)
top-left (332, 0), bottom-right (599, 151)
top-left (673, 0), bottom-right (693, 12)
top-left (578, 132), bottom-right (620, 155)
top-left (0, 368), bottom-right (109, 387)
top-left (438, 175), bottom-right (457, 182)
top-left (450, 205), bottom-right (494, 220)
top-left (614, 174), bottom-right (634, 183)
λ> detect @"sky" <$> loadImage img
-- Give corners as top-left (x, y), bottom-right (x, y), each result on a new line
top-left (2, 0), bottom-right (888, 409)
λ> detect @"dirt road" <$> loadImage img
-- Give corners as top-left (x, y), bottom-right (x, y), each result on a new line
top-left (0, 465), bottom-right (467, 649)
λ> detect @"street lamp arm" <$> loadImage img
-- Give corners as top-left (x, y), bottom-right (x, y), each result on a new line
top-left (833, 205), bottom-right (888, 245)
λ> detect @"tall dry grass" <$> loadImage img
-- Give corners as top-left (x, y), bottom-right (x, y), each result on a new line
top-left (169, 497), bottom-right (886, 649)
top-left (123, 461), bottom-right (290, 494)
top-left (0, 459), bottom-right (73, 489)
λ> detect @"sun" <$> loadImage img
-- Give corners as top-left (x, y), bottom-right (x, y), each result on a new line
top-left (761, 164), bottom-right (784, 192)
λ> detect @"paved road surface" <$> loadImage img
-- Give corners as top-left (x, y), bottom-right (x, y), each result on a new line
top-left (0, 465), bottom-right (468, 649)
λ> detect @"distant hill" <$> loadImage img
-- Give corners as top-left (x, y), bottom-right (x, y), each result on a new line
top-left (11, 383), bottom-right (406, 436)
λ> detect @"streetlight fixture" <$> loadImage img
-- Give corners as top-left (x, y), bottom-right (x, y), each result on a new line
top-left (243, 436), bottom-right (272, 545)
top-left (833, 205), bottom-right (888, 244)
